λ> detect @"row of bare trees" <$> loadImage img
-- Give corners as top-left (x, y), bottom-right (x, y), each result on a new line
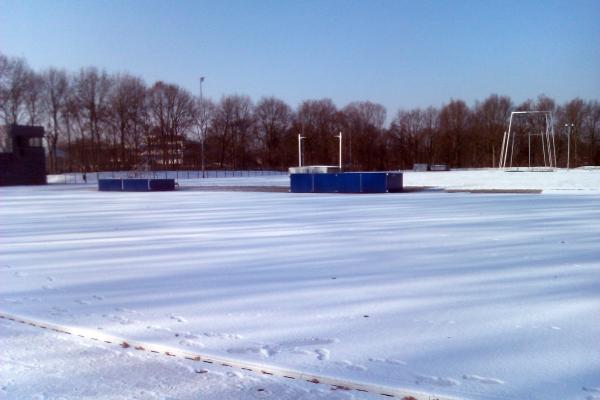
top-left (2, 52), bottom-right (599, 173)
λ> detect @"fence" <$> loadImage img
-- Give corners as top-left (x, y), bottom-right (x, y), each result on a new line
top-left (47, 170), bottom-right (287, 184)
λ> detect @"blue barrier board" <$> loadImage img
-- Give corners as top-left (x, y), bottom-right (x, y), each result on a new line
top-left (337, 173), bottom-right (362, 193)
top-left (149, 179), bottom-right (176, 191)
top-left (98, 179), bottom-right (122, 191)
top-left (360, 173), bottom-right (387, 193)
top-left (99, 178), bottom-right (176, 192)
top-left (289, 172), bottom-right (402, 194)
top-left (290, 174), bottom-right (314, 193)
top-left (314, 174), bottom-right (338, 193)
top-left (122, 179), bottom-right (150, 191)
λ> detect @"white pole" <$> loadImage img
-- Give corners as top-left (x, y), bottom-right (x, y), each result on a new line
top-left (503, 113), bottom-right (515, 169)
top-left (298, 134), bottom-right (305, 167)
top-left (544, 114), bottom-right (552, 167)
top-left (335, 131), bottom-right (342, 170)
top-left (545, 114), bottom-right (553, 168)
top-left (339, 131), bottom-right (342, 170)
top-left (540, 129), bottom-right (547, 167)
top-left (499, 131), bottom-right (507, 168)
top-left (528, 133), bottom-right (531, 169)
top-left (199, 76), bottom-right (205, 178)
top-left (551, 114), bottom-right (557, 168)
top-left (566, 123), bottom-right (573, 170)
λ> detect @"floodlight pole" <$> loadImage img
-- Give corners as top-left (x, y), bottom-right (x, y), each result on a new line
top-left (298, 134), bottom-right (305, 167)
top-left (528, 133), bottom-right (531, 168)
top-left (199, 76), bottom-right (206, 178)
top-left (335, 131), bottom-right (342, 170)
top-left (565, 123), bottom-right (574, 170)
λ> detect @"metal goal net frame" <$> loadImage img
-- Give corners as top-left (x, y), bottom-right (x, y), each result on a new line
top-left (499, 111), bottom-right (557, 170)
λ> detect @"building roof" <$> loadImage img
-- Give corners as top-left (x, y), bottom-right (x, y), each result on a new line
top-left (7, 125), bottom-right (45, 138)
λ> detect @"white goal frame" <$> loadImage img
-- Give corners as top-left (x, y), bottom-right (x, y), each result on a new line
top-left (499, 111), bottom-right (557, 170)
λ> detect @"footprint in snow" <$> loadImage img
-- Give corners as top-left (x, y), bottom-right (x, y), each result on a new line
top-left (103, 314), bottom-right (136, 325)
top-left (227, 346), bottom-right (273, 358)
top-left (50, 306), bottom-right (68, 314)
top-left (170, 315), bottom-right (187, 323)
top-left (179, 339), bottom-right (205, 348)
top-left (226, 371), bottom-right (244, 379)
top-left (289, 348), bottom-right (314, 356)
top-left (114, 307), bottom-right (137, 314)
top-left (368, 357), bottom-right (407, 366)
top-left (203, 332), bottom-right (243, 340)
top-left (415, 374), bottom-right (460, 387)
top-left (315, 348), bottom-right (330, 361)
top-left (147, 325), bottom-right (173, 333)
top-left (174, 332), bottom-right (200, 339)
top-left (463, 374), bottom-right (505, 384)
top-left (279, 337), bottom-right (340, 347)
top-left (336, 360), bottom-right (367, 371)
top-left (75, 299), bottom-right (91, 305)
top-left (13, 271), bottom-right (27, 278)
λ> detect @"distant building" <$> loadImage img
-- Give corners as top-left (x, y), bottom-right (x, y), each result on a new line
top-left (141, 130), bottom-right (185, 168)
top-left (0, 125), bottom-right (46, 186)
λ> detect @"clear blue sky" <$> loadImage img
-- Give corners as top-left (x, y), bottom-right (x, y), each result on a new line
top-left (1, 0), bottom-right (599, 114)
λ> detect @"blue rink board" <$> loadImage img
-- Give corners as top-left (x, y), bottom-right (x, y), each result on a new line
top-left (98, 179), bottom-right (176, 192)
top-left (290, 172), bottom-right (402, 193)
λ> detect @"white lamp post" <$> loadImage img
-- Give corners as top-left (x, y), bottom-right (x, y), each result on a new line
top-left (565, 123), bottom-right (574, 170)
top-left (298, 134), bottom-right (305, 167)
top-left (199, 76), bottom-right (206, 178)
top-left (334, 131), bottom-right (342, 170)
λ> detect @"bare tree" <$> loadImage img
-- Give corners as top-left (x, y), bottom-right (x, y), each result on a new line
top-left (255, 97), bottom-right (293, 169)
top-left (0, 56), bottom-right (30, 125)
top-left (209, 95), bottom-right (255, 169)
top-left (438, 99), bottom-right (471, 167)
top-left (74, 68), bottom-right (112, 170)
top-left (192, 96), bottom-right (215, 171)
top-left (147, 81), bottom-right (195, 168)
top-left (108, 74), bottom-right (148, 169)
top-left (584, 100), bottom-right (600, 165)
top-left (41, 68), bottom-right (69, 172)
top-left (295, 99), bottom-right (339, 167)
top-left (472, 94), bottom-right (512, 167)
top-left (23, 70), bottom-right (44, 125)
top-left (343, 101), bottom-right (386, 170)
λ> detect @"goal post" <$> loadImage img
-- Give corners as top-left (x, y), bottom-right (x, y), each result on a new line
top-left (499, 111), bottom-right (557, 170)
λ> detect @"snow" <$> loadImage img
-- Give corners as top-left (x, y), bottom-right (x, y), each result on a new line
top-left (401, 168), bottom-right (600, 192)
top-left (2, 169), bottom-right (600, 399)
top-left (1, 319), bottom-right (368, 400)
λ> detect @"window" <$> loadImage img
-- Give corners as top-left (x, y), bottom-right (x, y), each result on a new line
top-left (29, 137), bottom-right (43, 147)
top-left (0, 132), bottom-right (11, 153)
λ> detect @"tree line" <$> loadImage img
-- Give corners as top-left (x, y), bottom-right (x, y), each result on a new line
top-left (1, 52), bottom-right (599, 173)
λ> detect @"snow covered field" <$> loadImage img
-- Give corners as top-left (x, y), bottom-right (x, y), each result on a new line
top-left (1, 318), bottom-right (361, 400)
top-left (2, 170), bottom-right (599, 399)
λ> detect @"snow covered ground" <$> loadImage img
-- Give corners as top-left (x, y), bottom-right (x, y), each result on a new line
top-left (401, 168), bottom-right (600, 192)
top-left (1, 318), bottom-right (370, 400)
top-left (2, 170), bottom-right (600, 399)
